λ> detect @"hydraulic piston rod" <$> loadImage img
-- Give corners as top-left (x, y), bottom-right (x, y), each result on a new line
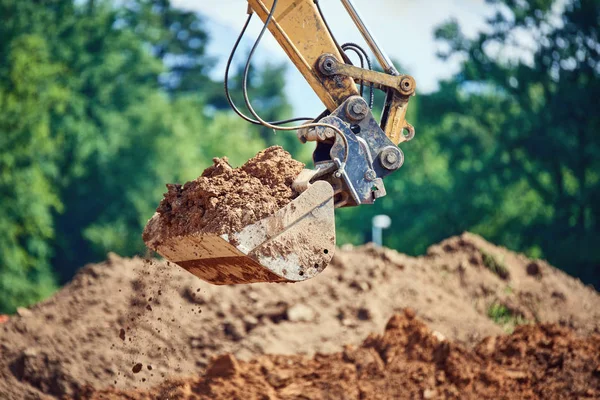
top-left (339, 0), bottom-right (399, 76)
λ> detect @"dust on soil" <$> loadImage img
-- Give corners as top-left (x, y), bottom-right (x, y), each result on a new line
top-left (0, 234), bottom-right (599, 399)
top-left (142, 146), bottom-right (304, 248)
top-left (86, 309), bottom-right (600, 399)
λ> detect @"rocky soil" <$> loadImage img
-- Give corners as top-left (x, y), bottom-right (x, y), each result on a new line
top-left (86, 309), bottom-right (600, 400)
top-left (1, 233), bottom-right (599, 399)
top-left (143, 146), bottom-right (305, 247)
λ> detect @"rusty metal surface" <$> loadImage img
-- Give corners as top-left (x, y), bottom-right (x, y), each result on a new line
top-left (246, 0), bottom-right (416, 147)
top-left (381, 92), bottom-right (415, 145)
top-left (152, 181), bottom-right (336, 285)
top-left (317, 54), bottom-right (416, 146)
top-left (318, 54), bottom-right (415, 96)
top-left (177, 256), bottom-right (287, 285)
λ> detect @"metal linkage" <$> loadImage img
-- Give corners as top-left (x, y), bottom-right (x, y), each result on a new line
top-left (299, 96), bottom-right (405, 208)
top-left (318, 54), bottom-right (416, 96)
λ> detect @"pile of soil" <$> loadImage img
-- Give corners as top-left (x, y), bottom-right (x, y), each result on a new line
top-left (86, 309), bottom-right (600, 399)
top-left (1, 234), bottom-right (599, 399)
top-left (143, 146), bottom-right (304, 248)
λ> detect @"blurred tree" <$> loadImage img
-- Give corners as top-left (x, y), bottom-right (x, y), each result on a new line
top-left (0, 32), bottom-right (66, 311)
top-left (339, 0), bottom-right (599, 287)
top-left (0, 0), bottom-right (286, 304)
top-left (219, 61), bottom-right (313, 161)
top-left (122, 0), bottom-right (215, 94)
top-left (49, 0), bottom-right (271, 280)
top-left (433, 0), bottom-right (600, 285)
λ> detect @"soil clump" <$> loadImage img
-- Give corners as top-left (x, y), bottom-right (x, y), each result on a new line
top-left (142, 146), bottom-right (304, 248)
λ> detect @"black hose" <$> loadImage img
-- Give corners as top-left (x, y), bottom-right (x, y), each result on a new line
top-left (224, 12), bottom-right (312, 126)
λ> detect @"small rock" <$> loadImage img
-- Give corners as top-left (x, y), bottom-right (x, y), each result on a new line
top-left (206, 354), bottom-right (239, 379)
top-left (476, 336), bottom-right (498, 357)
top-left (265, 369), bottom-right (293, 388)
top-left (341, 318), bottom-right (358, 328)
top-left (132, 363), bottom-right (143, 373)
top-left (505, 370), bottom-right (528, 380)
top-left (432, 331), bottom-right (446, 342)
top-left (286, 304), bottom-right (316, 323)
top-left (551, 291), bottom-right (566, 301)
top-left (423, 389), bottom-right (437, 399)
top-left (526, 262), bottom-right (542, 277)
top-left (357, 307), bottom-right (372, 321)
top-left (242, 315), bottom-right (259, 331)
top-left (349, 280), bottom-right (370, 292)
top-left (223, 321), bottom-right (245, 341)
top-left (23, 348), bottom-right (38, 357)
top-left (16, 307), bottom-right (32, 318)
top-left (404, 308), bottom-right (416, 320)
top-left (435, 370), bottom-right (446, 384)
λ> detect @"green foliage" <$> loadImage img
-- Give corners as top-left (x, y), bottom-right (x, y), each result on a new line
top-left (487, 303), bottom-right (512, 324)
top-left (338, 0), bottom-right (600, 288)
top-left (76, 96), bottom-right (267, 259)
top-left (0, 33), bottom-right (67, 312)
top-left (122, 0), bottom-right (214, 94)
top-left (216, 61), bottom-right (313, 163)
top-left (487, 303), bottom-right (527, 333)
top-left (432, 0), bottom-right (600, 286)
top-left (480, 249), bottom-right (509, 280)
top-left (0, 0), bottom-right (280, 312)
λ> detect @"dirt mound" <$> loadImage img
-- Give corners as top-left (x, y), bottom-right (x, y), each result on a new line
top-left (143, 146), bottom-right (304, 246)
top-left (85, 309), bottom-right (600, 399)
top-left (1, 234), bottom-right (599, 399)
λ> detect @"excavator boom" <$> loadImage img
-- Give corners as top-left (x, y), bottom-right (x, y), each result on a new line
top-left (248, 0), bottom-right (359, 112)
top-left (145, 0), bottom-right (416, 285)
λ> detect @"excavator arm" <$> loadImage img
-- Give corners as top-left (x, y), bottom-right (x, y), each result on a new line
top-left (248, 0), bottom-right (416, 145)
top-left (145, 0), bottom-right (417, 285)
top-left (247, 0), bottom-right (359, 112)
top-left (248, 0), bottom-right (416, 209)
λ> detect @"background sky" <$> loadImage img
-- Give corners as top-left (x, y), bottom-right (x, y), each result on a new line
top-left (173, 0), bottom-right (494, 116)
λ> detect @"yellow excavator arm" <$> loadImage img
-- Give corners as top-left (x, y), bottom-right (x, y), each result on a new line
top-left (248, 0), bottom-right (416, 145)
top-left (144, 0), bottom-right (418, 286)
top-left (247, 0), bottom-right (359, 111)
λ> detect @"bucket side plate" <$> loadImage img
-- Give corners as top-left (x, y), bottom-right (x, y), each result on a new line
top-left (151, 181), bottom-right (336, 285)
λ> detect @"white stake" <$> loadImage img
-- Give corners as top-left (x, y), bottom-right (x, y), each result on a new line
top-left (371, 214), bottom-right (391, 247)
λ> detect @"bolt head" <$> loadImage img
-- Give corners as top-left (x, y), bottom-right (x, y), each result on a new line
top-left (399, 76), bottom-right (415, 95)
top-left (380, 147), bottom-right (404, 171)
top-left (346, 98), bottom-right (369, 121)
top-left (324, 128), bottom-right (335, 139)
top-left (352, 103), bottom-right (367, 115)
top-left (364, 170), bottom-right (377, 181)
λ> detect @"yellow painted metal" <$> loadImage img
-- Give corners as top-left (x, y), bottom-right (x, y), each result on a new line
top-left (247, 0), bottom-right (415, 147)
top-left (323, 58), bottom-right (416, 95)
top-left (383, 94), bottom-right (414, 145)
top-left (247, 0), bottom-right (359, 111)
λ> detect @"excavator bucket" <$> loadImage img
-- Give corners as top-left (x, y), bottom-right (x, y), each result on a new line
top-left (146, 181), bottom-right (336, 285)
